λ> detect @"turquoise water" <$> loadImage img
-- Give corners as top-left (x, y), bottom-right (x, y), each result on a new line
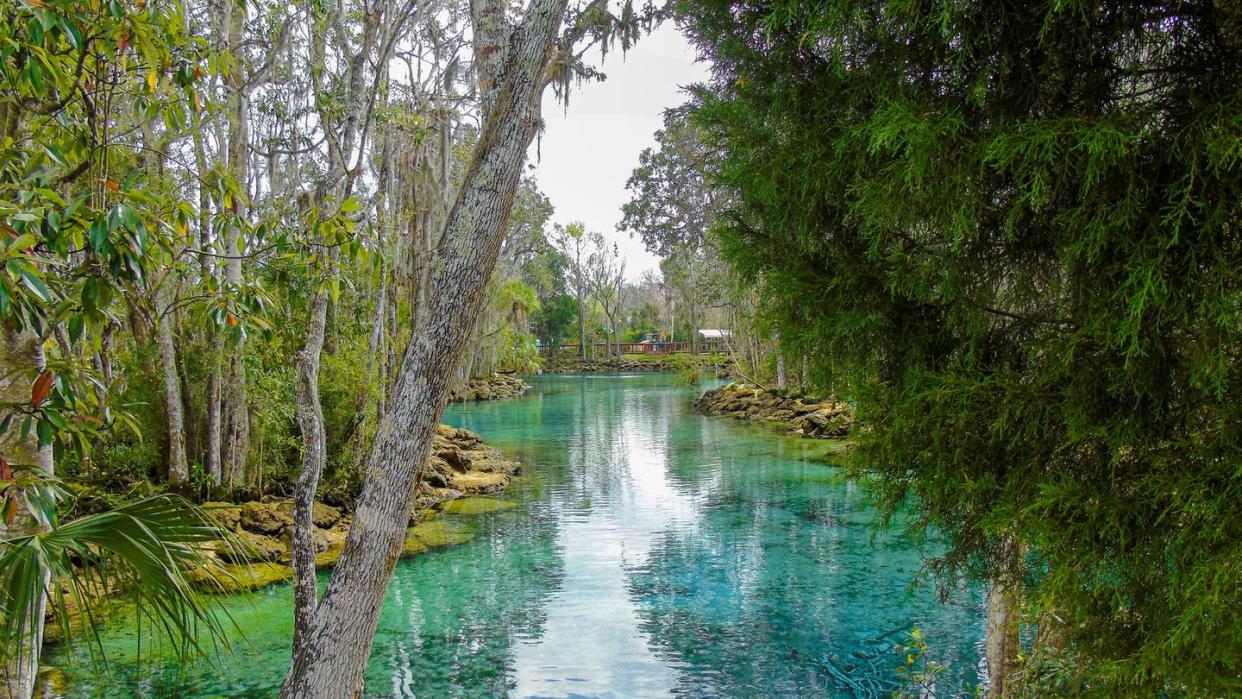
top-left (48, 373), bottom-right (985, 697)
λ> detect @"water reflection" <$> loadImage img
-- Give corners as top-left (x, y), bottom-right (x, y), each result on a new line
top-left (47, 373), bottom-right (984, 698)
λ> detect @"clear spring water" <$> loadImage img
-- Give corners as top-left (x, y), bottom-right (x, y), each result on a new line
top-left (47, 373), bottom-right (986, 697)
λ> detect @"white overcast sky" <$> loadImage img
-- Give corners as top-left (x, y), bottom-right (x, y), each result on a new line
top-left (528, 23), bottom-right (707, 281)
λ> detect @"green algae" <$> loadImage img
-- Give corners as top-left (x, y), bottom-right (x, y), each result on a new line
top-left (439, 497), bottom-right (516, 516)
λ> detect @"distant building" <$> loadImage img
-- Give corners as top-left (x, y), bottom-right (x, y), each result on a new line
top-left (697, 328), bottom-right (732, 352)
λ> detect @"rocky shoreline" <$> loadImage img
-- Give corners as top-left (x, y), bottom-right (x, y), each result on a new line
top-left (38, 423), bottom-right (521, 658)
top-left (195, 424), bottom-right (521, 593)
top-left (449, 373), bottom-right (531, 401)
top-left (694, 383), bottom-right (852, 439)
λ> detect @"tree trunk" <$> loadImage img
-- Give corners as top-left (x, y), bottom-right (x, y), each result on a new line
top-left (776, 354), bottom-right (787, 392)
top-left (205, 341), bottom-right (223, 488)
top-left (986, 536), bottom-right (1022, 698)
top-left (0, 333), bottom-right (54, 699)
top-left (221, 0), bottom-right (250, 490)
top-left (192, 95), bottom-right (222, 488)
top-left (279, 0), bottom-right (567, 693)
top-left (157, 282), bottom-right (190, 488)
top-left (577, 288), bottom-right (586, 360)
top-left (291, 287), bottom-right (330, 658)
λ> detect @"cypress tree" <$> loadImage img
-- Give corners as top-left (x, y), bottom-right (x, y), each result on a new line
top-left (682, 0), bottom-right (1242, 693)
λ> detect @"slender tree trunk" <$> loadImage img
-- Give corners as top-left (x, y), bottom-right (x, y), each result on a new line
top-left (157, 282), bottom-right (190, 488)
top-left (205, 342), bottom-right (223, 488)
top-left (193, 107), bottom-right (223, 488)
top-left (291, 287), bottom-right (330, 657)
top-left (577, 288), bottom-right (586, 361)
top-left (280, 1), bottom-right (567, 692)
top-left (986, 535), bottom-right (1022, 698)
top-left (221, 0), bottom-right (250, 490)
top-left (1, 333), bottom-right (54, 699)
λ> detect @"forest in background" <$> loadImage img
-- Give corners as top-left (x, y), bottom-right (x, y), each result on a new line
top-left (0, 0), bottom-right (759, 507)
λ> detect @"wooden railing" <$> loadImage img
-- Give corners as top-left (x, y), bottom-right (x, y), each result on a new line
top-left (539, 341), bottom-right (725, 357)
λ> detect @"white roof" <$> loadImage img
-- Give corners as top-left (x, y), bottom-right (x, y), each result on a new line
top-left (697, 329), bottom-right (732, 339)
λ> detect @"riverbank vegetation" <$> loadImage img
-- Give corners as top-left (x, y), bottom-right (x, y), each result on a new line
top-left (657, 0), bottom-right (1242, 695)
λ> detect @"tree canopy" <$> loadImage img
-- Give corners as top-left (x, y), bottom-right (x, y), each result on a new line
top-left (681, 0), bottom-right (1242, 693)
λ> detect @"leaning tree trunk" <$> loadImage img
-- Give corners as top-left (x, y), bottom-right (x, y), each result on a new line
top-left (290, 287), bottom-right (330, 658)
top-left (279, 1), bottom-right (568, 694)
top-left (0, 332), bottom-right (54, 699)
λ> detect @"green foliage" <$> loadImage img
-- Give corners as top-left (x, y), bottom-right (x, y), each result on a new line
top-left (892, 627), bottom-right (953, 699)
top-left (532, 293), bottom-right (578, 347)
top-left (620, 109), bottom-right (714, 257)
top-left (683, 0), bottom-right (1242, 693)
top-left (668, 353), bottom-right (703, 385)
top-left (0, 486), bottom-right (237, 667)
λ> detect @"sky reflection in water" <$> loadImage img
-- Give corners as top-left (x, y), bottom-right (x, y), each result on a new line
top-left (49, 373), bottom-right (985, 698)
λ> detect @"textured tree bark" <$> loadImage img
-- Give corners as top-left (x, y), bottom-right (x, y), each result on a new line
top-left (192, 95), bottom-right (222, 488)
top-left (291, 287), bottom-right (330, 658)
top-left (279, 0), bottom-right (567, 693)
top-left (205, 338), bottom-right (223, 488)
top-left (986, 536), bottom-right (1022, 698)
top-left (0, 333), bottom-right (54, 699)
top-left (221, 0), bottom-right (251, 490)
top-left (157, 282), bottom-right (190, 487)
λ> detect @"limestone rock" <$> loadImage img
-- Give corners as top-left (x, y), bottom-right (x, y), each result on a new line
top-left (239, 501), bottom-right (291, 535)
top-left (196, 562), bottom-right (293, 593)
top-left (202, 502), bottom-right (241, 530)
top-left (694, 382), bottom-right (852, 439)
top-left (448, 374), bottom-right (531, 402)
top-left (217, 529), bottom-right (286, 564)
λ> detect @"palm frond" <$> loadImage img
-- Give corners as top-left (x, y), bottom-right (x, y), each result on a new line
top-left (0, 493), bottom-right (240, 667)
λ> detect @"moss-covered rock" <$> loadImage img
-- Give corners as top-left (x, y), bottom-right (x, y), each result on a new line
top-left (439, 497), bottom-right (516, 516)
top-left (275, 500), bottom-right (341, 529)
top-left (400, 532), bottom-right (428, 558)
top-left (239, 501), bottom-right (291, 535)
top-left (448, 374), bottom-right (531, 402)
top-left (409, 520), bottom-right (475, 549)
top-left (216, 529), bottom-right (287, 564)
top-left (695, 383), bottom-right (852, 439)
top-left (196, 562), bottom-right (293, 593)
top-left (449, 471), bottom-right (510, 495)
top-left (202, 501), bottom-right (242, 530)
top-left (315, 540), bottom-right (346, 568)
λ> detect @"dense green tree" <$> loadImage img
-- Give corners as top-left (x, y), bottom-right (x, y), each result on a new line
top-left (0, 1), bottom-right (244, 693)
top-left (622, 111), bottom-right (737, 354)
top-left (681, 0), bottom-right (1242, 694)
